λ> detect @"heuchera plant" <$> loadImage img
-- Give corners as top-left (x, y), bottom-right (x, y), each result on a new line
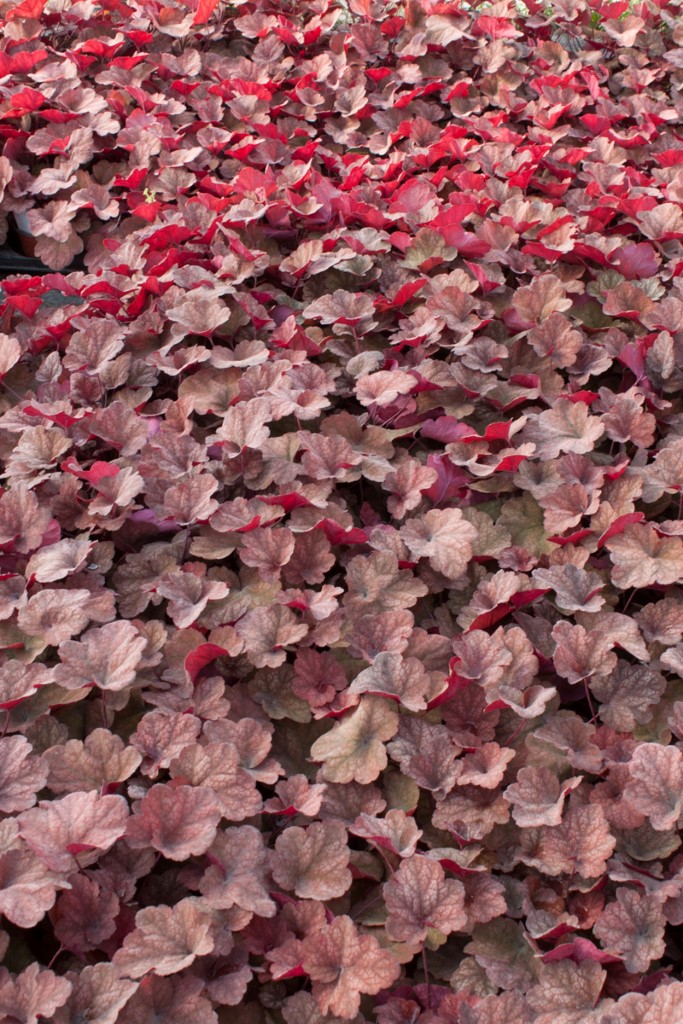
top-left (1, 0), bottom-right (683, 1020)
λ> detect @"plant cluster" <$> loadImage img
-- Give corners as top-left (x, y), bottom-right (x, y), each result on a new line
top-left (1, 0), bottom-right (683, 1021)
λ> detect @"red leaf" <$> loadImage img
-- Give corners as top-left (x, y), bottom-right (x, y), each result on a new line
top-left (184, 643), bottom-right (229, 685)
top-left (6, 0), bottom-right (48, 18)
top-left (597, 511), bottom-right (646, 548)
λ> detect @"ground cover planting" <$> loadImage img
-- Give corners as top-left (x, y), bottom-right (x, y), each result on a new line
top-left (1, 0), bottom-right (683, 1020)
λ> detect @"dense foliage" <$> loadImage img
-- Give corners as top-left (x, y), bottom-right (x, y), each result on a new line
top-left (1, 0), bottom-right (683, 1020)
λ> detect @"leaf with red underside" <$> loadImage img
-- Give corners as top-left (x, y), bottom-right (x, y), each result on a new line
top-left (540, 937), bottom-right (621, 965)
top-left (349, 808), bottom-right (421, 859)
top-left (384, 855), bottom-right (467, 944)
top-left (623, 743), bottom-right (683, 831)
top-left (53, 874), bottom-right (119, 953)
top-left (0, 833), bottom-right (69, 929)
top-left (0, 964), bottom-right (71, 1024)
top-left (533, 401), bottom-right (605, 460)
top-left (236, 605), bottom-right (309, 668)
top-left (192, 0), bottom-right (221, 25)
top-left (348, 652), bottom-right (435, 711)
top-left (356, 370), bottom-right (415, 408)
top-left (504, 766), bottom-right (582, 827)
top-left (310, 697), bottom-right (399, 784)
top-left (156, 570), bottom-right (229, 629)
top-left (593, 888), bottom-right (665, 973)
top-left (55, 621), bottom-right (147, 692)
top-left (163, 476), bottom-right (219, 526)
top-left (128, 710), bottom-right (201, 779)
top-left (168, 742), bottom-right (262, 821)
top-left (18, 791), bottom-right (128, 872)
top-left (166, 290), bottom-right (232, 336)
top-left (606, 523), bottom-right (683, 589)
top-left (305, 290), bottom-right (375, 326)
top-left (526, 960), bottom-right (606, 1024)
top-left (387, 717), bottom-right (462, 800)
top-left (458, 572), bottom-right (543, 630)
top-left (239, 526), bottom-right (296, 581)
top-left (26, 539), bottom-right (94, 584)
top-left (596, 511), bottom-right (646, 548)
top-left (199, 825), bottom-right (275, 916)
top-left (6, 0), bottom-right (48, 16)
top-left (613, 242), bottom-right (661, 279)
top-left (115, 975), bottom-right (216, 1024)
top-left (457, 743), bottom-right (515, 790)
top-left (184, 642), bottom-right (230, 684)
top-left (0, 485), bottom-right (53, 554)
top-left (0, 736), bottom-right (48, 813)
top-left (271, 821), bottom-right (351, 900)
top-left (538, 802), bottom-right (616, 879)
top-left (16, 589), bottom-right (94, 647)
top-left (430, 207), bottom-right (490, 256)
top-left (552, 620), bottom-right (617, 685)
top-left (126, 784), bottom-right (221, 861)
top-left (62, 458), bottom-right (119, 486)
top-left (400, 508), bottom-right (478, 579)
top-left (52, 964), bottom-right (137, 1024)
top-left (0, 662), bottom-right (53, 711)
top-left (532, 565), bottom-right (604, 613)
top-left (301, 915), bottom-right (401, 1019)
top-left (114, 898), bottom-right (214, 978)
top-left (315, 519), bottom-right (368, 547)
top-left (292, 649), bottom-right (347, 708)
top-left (263, 774), bottom-right (326, 817)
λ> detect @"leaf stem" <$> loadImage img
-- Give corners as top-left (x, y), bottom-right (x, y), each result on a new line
top-left (501, 718), bottom-right (526, 746)
top-left (584, 678), bottom-right (598, 725)
top-left (350, 889), bottom-right (384, 921)
top-left (376, 846), bottom-right (397, 880)
top-left (421, 943), bottom-right (431, 1009)
top-left (181, 525), bottom-right (192, 562)
top-left (47, 945), bottom-right (65, 970)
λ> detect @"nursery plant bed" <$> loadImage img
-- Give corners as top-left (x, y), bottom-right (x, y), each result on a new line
top-left (1, 0), bottom-right (682, 1022)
